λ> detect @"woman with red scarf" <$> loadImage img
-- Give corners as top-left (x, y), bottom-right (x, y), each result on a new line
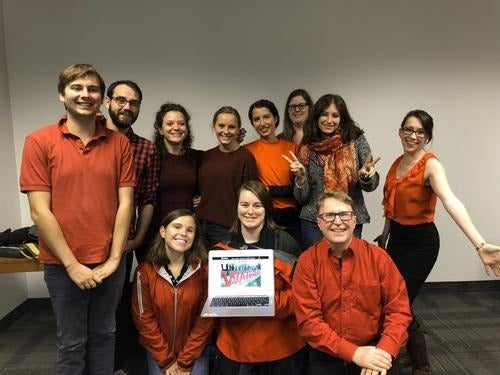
top-left (294, 94), bottom-right (380, 248)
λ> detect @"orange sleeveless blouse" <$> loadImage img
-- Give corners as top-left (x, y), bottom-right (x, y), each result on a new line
top-left (383, 153), bottom-right (437, 225)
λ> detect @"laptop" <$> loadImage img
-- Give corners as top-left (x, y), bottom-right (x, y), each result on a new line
top-left (201, 249), bottom-right (275, 317)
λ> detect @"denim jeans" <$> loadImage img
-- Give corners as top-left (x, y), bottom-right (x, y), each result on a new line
top-left (146, 347), bottom-right (210, 375)
top-left (212, 346), bottom-right (307, 375)
top-left (301, 219), bottom-right (363, 249)
top-left (199, 220), bottom-right (231, 249)
top-left (44, 257), bottom-right (126, 375)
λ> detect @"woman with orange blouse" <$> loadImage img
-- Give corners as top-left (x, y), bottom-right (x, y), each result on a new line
top-left (376, 109), bottom-right (500, 374)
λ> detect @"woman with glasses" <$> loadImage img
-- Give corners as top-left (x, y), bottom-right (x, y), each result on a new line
top-left (197, 106), bottom-right (259, 248)
top-left (245, 99), bottom-right (304, 248)
top-left (211, 180), bottom-right (306, 374)
top-left (376, 109), bottom-right (500, 374)
top-left (294, 94), bottom-right (380, 248)
top-left (279, 89), bottom-right (314, 144)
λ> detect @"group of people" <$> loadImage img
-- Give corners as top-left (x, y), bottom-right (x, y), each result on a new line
top-left (18, 63), bottom-right (500, 375)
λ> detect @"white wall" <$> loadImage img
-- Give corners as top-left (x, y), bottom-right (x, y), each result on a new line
top-left (0, 1), bottom-right (29, 319)
top-left (1, 0), bottom-right (499, 299)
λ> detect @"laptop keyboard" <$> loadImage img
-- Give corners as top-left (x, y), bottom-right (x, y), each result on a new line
top-left (210, 296), bottom-right (270, 307)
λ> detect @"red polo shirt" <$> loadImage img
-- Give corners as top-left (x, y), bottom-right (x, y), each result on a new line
top-left (20, 118), bottom-right (136, 264)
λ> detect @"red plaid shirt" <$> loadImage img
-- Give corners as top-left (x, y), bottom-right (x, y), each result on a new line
top-left (126, 128), bottom-right (160, 237)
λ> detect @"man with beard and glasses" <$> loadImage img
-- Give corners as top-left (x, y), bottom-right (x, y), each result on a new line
top-left (20, 64), bottom-right (135, 374)
top-left (105, 80), bottom-right (159, 374)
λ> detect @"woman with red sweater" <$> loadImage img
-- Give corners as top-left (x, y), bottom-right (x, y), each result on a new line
top-left (197, 106), bottom-right (258, 248)
top-left (132, 209), bottom-right (211, 375)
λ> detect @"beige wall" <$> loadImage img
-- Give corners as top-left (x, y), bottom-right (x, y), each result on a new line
top-left (0, 0), bottom-right (28, 319)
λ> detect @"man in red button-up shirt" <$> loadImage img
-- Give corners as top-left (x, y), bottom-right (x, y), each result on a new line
top-left (293, 191), bottom-right (411, 375)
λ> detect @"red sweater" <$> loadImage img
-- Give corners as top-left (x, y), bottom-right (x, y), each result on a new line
top-left (197, 146), bottom-right (258, 227)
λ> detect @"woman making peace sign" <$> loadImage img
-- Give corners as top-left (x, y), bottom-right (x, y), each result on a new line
top-left (292, 94), bottom-right (380, 248)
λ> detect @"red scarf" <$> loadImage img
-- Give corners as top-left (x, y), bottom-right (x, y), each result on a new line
top-left (299, 135), bottom-right (357, 193)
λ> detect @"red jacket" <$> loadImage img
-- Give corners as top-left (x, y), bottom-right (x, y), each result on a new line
top-left (213, 242), bottom-right (305, 362)
top-left (293, 237), bottom-right (411, 361)
top-left (131, 260), bottom-right (212, 371)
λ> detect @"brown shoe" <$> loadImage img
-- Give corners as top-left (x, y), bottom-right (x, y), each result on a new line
top-left (397, 352), bottom-right (412, 367)
top-left (407, 322), bottom-right (432, 374)
top-left (412, 366), bottom-right (432, 375)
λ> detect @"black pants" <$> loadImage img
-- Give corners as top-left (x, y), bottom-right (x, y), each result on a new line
top-left (307, 348), bottom-right (400, 375)
top-left (213, 346), bottom-right (308, 375)
top-left (274, 207), bottom-right (303, 249)
top-left (387, 221), bottom-right (440, 304)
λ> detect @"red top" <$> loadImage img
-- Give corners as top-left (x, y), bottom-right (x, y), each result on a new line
top-left (383, 153), bottom-right (438, 225)
top-left (213, 243), bottom-right (305, 362)
top-left (293, 237), bottom-right (411, 361)
top-left (197, 147), bottom-right (258, 227)
top-left (19, 119), bottom-right (136, 264)
top-left (132, 261), bottom-right (212, 371)
top-left (245, 138), bottom-right (298, 210)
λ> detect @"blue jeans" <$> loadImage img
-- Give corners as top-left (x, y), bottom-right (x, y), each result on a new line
top-left (301, 219), bottom-right (363, 249)
top-left (44, 258), bottom-right (126, 375)
top-left (199, 220), bottom-right (231, 249)
top-left (213, 346), bottom-right (307, 375)
top-left (146, 347), bottom-right (210, 375)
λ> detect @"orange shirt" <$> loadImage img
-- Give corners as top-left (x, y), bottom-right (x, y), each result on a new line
top-left (293, 237), bottom-right (411, 361)
top-left (245, 138), bottom-right (297, 209)
top-left (383, 153), bottom-right (437, 225)
top-left (19, 119), bottom-right (136, 264)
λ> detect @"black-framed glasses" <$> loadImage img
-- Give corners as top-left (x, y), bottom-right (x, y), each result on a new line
top-left (317, 211), bottom-right (355, 223)
top-left (400, 126), bottom-right (426, 138)
top-left (288, 103), bottom-right (308, 112)
top-left (111, 96), bottom-right (141, 109)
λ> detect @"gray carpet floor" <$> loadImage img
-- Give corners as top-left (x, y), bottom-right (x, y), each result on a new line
top-left (1, 282), bottom-right (499, 374)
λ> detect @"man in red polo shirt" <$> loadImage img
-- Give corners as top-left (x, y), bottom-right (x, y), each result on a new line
top-left (293, 191), bottom-right (411, 375)
top-left (19, 64), bottom-right (135, 374)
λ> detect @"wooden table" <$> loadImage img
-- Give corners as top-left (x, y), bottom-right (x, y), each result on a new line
top-left (0, 257), bottom-right (44, 273)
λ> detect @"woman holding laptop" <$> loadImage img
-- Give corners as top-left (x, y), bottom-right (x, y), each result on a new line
top-left (211, 180), bottom-right (306, 374)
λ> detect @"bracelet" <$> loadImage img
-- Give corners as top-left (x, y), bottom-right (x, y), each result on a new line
top-left (475, 241), bottom-right (486, 251)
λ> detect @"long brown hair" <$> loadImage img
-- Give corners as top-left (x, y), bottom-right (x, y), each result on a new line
top-left (303, 94), bottom-right (363, 144)
top-left (153, 103), bottom-right (193, 156)
top-left (146, 209), bottom-right (207, 266)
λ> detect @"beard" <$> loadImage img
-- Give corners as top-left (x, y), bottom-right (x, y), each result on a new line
top-left (108, 107), bottom-right (138, 129)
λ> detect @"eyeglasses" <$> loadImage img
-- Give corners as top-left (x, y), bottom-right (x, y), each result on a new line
top-left (111, 96), bottom-right (141, 109)
top-left (317, 211), bottom-right (355, 222)
top-left (400, 126), bottom-right (426, 138)
top-left (288, 103), bottom-right (308, 112)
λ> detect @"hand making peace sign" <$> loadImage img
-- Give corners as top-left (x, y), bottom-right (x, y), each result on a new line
top-left (282, 151), bottom-right (307, 185)
top-left (359, 154), bottom-right (381, 179)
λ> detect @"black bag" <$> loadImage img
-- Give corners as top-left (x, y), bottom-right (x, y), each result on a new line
top-left (0, 226), bottom-right (39, 259)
